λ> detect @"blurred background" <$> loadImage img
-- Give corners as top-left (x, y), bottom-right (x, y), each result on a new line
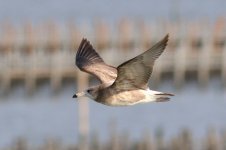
top-left (0, 0), bottom-right (226, 149)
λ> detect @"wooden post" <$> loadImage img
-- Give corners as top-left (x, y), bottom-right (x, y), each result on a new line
top-left (13, 138), bottom-right (27, 150)
top-left (155, 128), bottom-right (165, 150)
top-left (138, 21), bottom-right (152, 50)
top-left (43, 139), bottom-right (61, 150)
top-left (178, 129), bottom-right (193, 150)
top-left (139, 130), bottom-right (152, 150)
top-left (1, 51), bottom-right (12, 95)
top-left (213, 17), bottom-right (225, 49)
top-left (0, 22), bottom-right (16, 94)
top-left (169, 137), bottom-right (180, 150)
top-left (174, 36), bottom-right (187, 88)
top-left (118, 19), bottom-right (134, 50)
top-left (77, 71), bottom-right (89, 150)
top-left (45, 22), bottom-right (60, 53)
top-left (198, 32), bottom-right (211, 87)
top-left (222, 40), bottom-right (226, 87)
top-left (23, 22), bottom-right (35, 54)
top-left (23, 23), bottom-right (37, 94)
top-left (95, 20), bottom-right (110, 50)
top-left (50, 51), bottom-right (62, 92)
top-left (0, 21), bottom-right (16, 53)
top-left (109, 121), bottom-right (120, 150)
top-left (203, 128), bottom-right (219, 150)
top-left (25, 53), bottom-right (36, 94)
top-left (90, 131), bottom-right (101, 150)
top-left (221, 130), bottom-right (226, 150)
top-left (68, 22), bottom-right (82, 52)
top-left (119, 131), bottom-right (130, 150)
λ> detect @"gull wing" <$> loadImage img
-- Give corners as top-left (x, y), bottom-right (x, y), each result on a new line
top-left (76, 38), bottom-right (117, 84)
top-left (110, 34), bottom-right (169, 90)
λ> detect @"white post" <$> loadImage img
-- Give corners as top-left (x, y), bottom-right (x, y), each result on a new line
top-left (77, 71), bottom-right (89, 150)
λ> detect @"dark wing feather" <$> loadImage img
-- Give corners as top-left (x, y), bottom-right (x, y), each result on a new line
top-left (76, 38), bottom-right (117, 83)
top-left (110, 34), bottom-right (169, 90)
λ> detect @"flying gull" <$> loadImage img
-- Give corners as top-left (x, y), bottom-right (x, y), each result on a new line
top-left (73, 34), bottom-right (174, 106)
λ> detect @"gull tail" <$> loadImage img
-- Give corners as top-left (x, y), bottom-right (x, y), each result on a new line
top-left (154, 92), bottom-right (174, 102)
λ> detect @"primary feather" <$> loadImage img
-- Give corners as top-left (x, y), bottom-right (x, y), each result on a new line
top-left (76, 38), bottom-right (117, 84)
top-left (110, 34), bottom-right (169, 91)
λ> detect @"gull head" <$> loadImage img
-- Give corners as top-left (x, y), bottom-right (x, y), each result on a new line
top-left (73, 87), bottom-right (98, 100)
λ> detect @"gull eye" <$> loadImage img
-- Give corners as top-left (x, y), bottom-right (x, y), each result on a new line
top-left (87, 89), bottom-right (91, 93)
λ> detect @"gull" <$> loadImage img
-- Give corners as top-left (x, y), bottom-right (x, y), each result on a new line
top-left (73, 34), bottom-right (174, 106)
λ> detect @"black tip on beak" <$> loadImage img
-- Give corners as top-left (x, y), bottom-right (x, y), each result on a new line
top-left (72, 94), bottom-right (77, 98)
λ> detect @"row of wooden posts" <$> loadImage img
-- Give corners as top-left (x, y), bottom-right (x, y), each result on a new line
top-left (2, 128), bottom-right (226, 150)
top-left (0, 19), bottom-right (226, 94)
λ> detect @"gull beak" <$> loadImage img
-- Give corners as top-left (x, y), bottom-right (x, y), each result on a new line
top-left (72, 94), bottom-right (77, 98)
top-left (72, 91), bottom-right (85, 98)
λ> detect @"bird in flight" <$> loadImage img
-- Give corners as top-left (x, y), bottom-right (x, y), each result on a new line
top-left (73, 34), bottom-right (174, 106)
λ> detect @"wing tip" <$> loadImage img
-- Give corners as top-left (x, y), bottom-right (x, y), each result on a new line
top-left (149, 33), bottom-right (169, 51)
top-left (77, 38), bottom-right (94, 54)
top-left (155, 92), bottom-right (174, 96)
top-left (76, 37), bottom-right (105, 69)
top-left (80, 38), bottom-right (91, 47)
top-left (162, 33), bottom-right (169, 47)
top-left (153, 33), bottom-right (169, 52)
top-left (81, 38), bottom-right (88, 43)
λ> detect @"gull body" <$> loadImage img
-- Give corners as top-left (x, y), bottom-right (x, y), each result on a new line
top-left (73, 34), bottom-right (174, 106)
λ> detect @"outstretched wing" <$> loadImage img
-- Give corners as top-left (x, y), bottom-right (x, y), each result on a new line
top-left (76, 38), bottom-right (117, 84)
top-left (110, 34), bottom-right (169, 90)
